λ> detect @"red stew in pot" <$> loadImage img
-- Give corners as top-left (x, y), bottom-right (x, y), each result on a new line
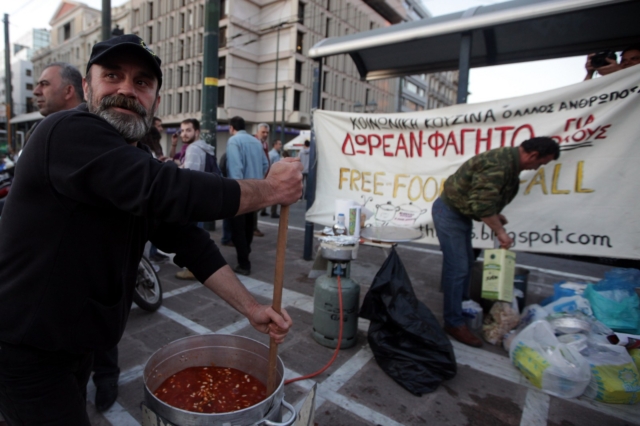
top-left (154, 366), bottom-right (267, 413)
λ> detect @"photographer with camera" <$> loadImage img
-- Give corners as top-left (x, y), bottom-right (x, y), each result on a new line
top-left (584, 45), bottom-right (640, 80)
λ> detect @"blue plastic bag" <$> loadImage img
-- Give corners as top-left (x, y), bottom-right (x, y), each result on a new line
top-left (584, 268), bottom-right (640, 333)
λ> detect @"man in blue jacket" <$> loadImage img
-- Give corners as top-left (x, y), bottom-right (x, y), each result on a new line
top-left (0, 34), bottom-right (300, 425)
top-left (226, 116), bottom-right (270, 276)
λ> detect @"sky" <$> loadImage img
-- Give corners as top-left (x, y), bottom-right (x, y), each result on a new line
top-left (2, 0), bottom-right (587, 104)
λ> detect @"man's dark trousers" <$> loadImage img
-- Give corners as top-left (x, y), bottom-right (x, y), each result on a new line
top-left (0, 341), bottom-right (93, 425)
top-left (92, 346), bottom-right (120, 388)
top-left (230, 212), bottom-right (255, 271)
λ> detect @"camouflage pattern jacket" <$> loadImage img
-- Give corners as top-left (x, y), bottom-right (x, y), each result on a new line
top-left (440, 147), bottom-right (520, 221)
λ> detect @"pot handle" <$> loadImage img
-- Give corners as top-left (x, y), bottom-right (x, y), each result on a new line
top-left (261, 399), bottom-right (296, 426)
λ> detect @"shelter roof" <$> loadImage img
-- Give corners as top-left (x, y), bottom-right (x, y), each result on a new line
top-left (309, 0), bottom-right (640, 80)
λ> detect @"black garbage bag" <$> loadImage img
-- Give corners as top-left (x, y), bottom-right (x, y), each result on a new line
top-left (359, 247), bottom-right (457, 396)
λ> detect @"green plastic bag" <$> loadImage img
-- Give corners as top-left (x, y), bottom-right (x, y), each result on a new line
top-left (584, 284), bottom-right (640, 334)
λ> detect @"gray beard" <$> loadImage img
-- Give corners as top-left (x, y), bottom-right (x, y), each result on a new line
top-left (87, 90), bottom-right (155, 143)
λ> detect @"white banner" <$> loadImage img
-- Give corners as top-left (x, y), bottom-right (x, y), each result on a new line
top-left (307, 67), bottom-right (640, 259)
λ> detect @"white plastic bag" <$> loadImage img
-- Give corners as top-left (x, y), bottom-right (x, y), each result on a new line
top-left (581, 343), bottom-right (640, 404)
top-left (543, 295), bottom-right (593, 317)
top-left (510, 321), bottom-right (591, 398)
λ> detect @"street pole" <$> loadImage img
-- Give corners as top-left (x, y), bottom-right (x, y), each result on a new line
top-left (280, 87), bottom-right (286, 143)
top-left (201, 0), bottom-right (220, 231)
top-left (101, 0), bottom-right (111, 41)
top-left (303, 60), bottom-right (323, 260)
top-left (3, 14), bottom-right (14, 153)
top-left (271, 25), bottom-right (280, 143)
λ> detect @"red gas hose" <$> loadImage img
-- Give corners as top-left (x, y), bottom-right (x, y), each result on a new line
top-left (284, 274), bottom-right (344, 385)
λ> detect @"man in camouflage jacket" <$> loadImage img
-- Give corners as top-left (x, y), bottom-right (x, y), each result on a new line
top-left (432, 137), bottom-right (559, 347)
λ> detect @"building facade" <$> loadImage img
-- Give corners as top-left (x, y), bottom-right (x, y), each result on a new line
top-left (31, 0), bottom-right (130, 80)
top-left (29, 0), bottom-right (458, 153)
top-left (126, 0), bottom-right (408, 151)
top-left (0, 29), bottom-right (47, 124)
top-left (396, 0), bottom-right (458, 112)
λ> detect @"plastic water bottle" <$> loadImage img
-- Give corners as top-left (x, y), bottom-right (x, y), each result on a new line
top-left (332, 213), bottom-right (347, 236)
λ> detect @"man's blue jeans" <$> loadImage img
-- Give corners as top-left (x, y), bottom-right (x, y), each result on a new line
top-left (432, 197), bottom-right (475, 328)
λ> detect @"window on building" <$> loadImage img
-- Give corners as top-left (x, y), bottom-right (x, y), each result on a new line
top-left (325, 18), bottom-right (330, 37)
top-left (218, 86), bottom-right (225, 106)
top-left (180, 13), bottom-right (185, 33)
top-left (322, 71), bottom-right (328, 92)
top-left (76, 47), bottom-right (80, 59)
top-left (199, 4), bottom-right (205, 25)
top-left (293, 90), bottom-right (301, 111)
top-left (296, 31), bottom-right (304, 53)
top-left (169, 42), bottom-right (174, 62)
top-left (148, 25), bottom-right (153, 43)
top-left (298, 1), bottom-right (305, 24)
top-left (179, 39), bottom-right (184, 60)
top-left (219, 56), bottom-right (226, 79)
top-left (178, 66), bottom-right (183, 86)
top-left (221, 0), bottom-right (228, 18)
top-left (188, 9), bottom-right (193, 30)
top-left (26, 69), bottom-right (31, 76)
top-left (158, 22), bottom-right (162, 40)
top-left (295, 60), bottom-right (302, 83)
top-left (63, 22), bottom-right (71, 41)
top-left (185, 91), bottom-right (190, 112)
top-left (192, 61), bottom-right (200, 83)
top-left (170, 17), bottom-right (174, 37)
top-left (167, 68), bottom-right (173, 88)
top-left (196, 89), bottom-right (201, 111)
top-left (149, 1), bottom-right (154, 19)
top-left (178, 93), bottom-right (183, 113)
top-left (321, 98), bottom-right (327, 110)
top-left (167, 94), bottom-right (172, 114)
top-left (26, 97), bottom-right (35, 112)
top-left (219, 27), bottom-right (227, 48)
top-left (185, 64), bottom-right (190, 85)
top-left (326, 0), bottom-right (331, 11)
top-left (186, 37), bottom-right (191, 58)
top-left (26, 83), bottom-right (33, 90)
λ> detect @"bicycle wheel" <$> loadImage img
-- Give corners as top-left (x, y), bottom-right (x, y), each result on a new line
top-left (133, 256), bottom-right (163, 312)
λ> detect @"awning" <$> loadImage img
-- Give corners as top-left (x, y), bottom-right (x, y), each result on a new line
top-left (284, 131), bottom-right (310, 151)
top-left (10, 111), bottom-right (44, 124)
top-left (308, 0), bottom-right (640, 80)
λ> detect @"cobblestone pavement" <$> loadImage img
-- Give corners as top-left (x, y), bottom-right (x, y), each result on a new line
top-left (85, 203), bottom-right (638, 426)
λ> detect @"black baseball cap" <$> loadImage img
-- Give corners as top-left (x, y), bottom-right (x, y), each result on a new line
top-left (86, 34), bottom-right (162, 89)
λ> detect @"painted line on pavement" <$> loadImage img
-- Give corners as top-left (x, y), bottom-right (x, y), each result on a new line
top-left (157, 306), bottom-right (212, 335)
top-left (87, 381), bottom-right (140, 426)
top-left (285, 347), bottom-right (404, 426)
top-left (258, 220), bottom-right (305, 232)
top-left (115, 273), bottom-right (629, 425)
top-left (520, 389), bottom-right (550, 426)
top-left (451, 340), bottom-right (638, 424)
top-left (397, 245), bottom-right (601, 281)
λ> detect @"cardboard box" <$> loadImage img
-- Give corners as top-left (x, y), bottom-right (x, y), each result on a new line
top-left (481, 249), bottom-right (516, 302)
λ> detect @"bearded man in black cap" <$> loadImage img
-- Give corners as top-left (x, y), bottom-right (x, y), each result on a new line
top-left (0, 35), bottom-right (301, 424)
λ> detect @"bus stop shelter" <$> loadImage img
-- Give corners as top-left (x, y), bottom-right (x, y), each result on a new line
top-left (302, 0), bottom-right (640, 259)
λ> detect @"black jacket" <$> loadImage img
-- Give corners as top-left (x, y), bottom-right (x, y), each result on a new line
top-left (0, 105), bottom-right (241, 353)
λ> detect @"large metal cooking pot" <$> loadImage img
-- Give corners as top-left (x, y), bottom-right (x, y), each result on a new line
top-left (144, 334), bottom-right (296, 426)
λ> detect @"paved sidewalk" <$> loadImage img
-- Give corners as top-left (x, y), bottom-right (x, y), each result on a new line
top-left (85, 208), bottom-right (638, 426)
